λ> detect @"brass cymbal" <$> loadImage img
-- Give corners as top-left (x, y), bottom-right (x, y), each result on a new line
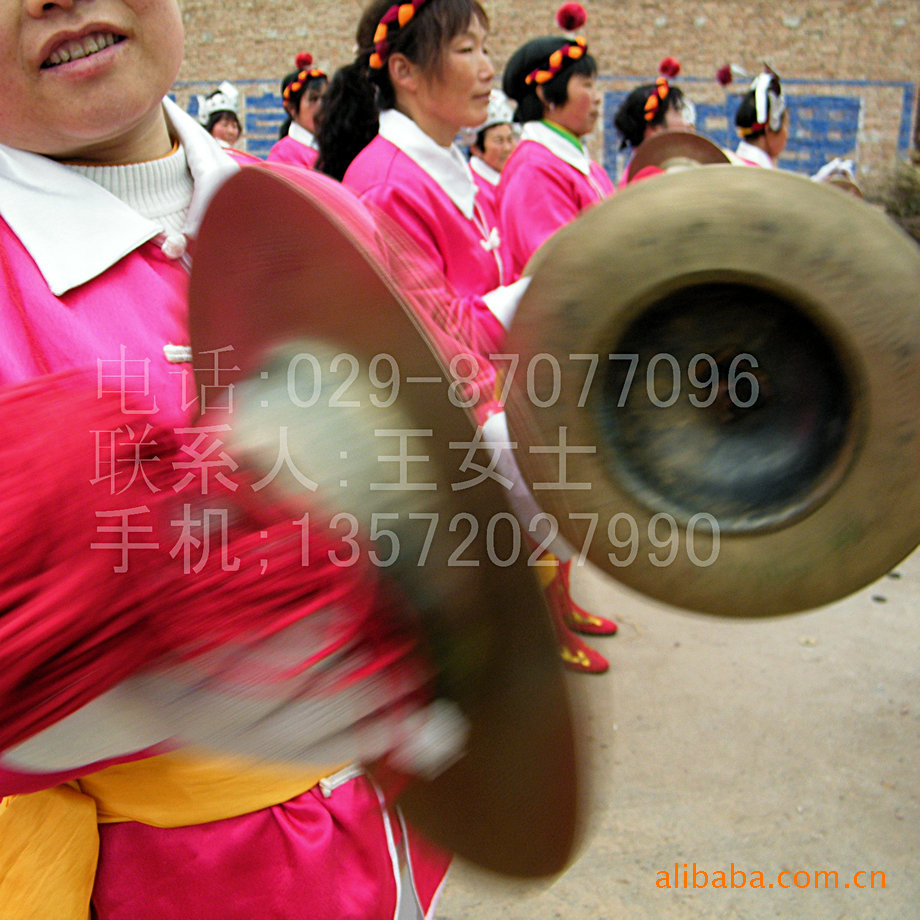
top-left (506, 166), bottom-right (920, 616)
top-left (625, 130), bottom-right (731, 183)
top-left (188, 164), bottom-right (581, 877)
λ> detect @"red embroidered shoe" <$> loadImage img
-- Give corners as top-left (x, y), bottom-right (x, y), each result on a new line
top-left (541, 558), bottom-right (609, 674)
top-left (558, 632), bottom-right (610, 674)
top-left (560, 560), bottom-right (619, 636)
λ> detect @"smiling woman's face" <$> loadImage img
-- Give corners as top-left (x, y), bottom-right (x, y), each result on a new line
top-left (0, 0), bottom-right (183, 161)
top-left (210, 112), bottom-right (240, 144)
top-left (478, 123), bottom-right (515, 172)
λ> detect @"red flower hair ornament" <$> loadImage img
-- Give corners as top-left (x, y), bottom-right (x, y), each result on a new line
top-left (716, 63), bottom-right (750, 88)
top-left (659, 56), bottom-right (681, 78)
top-left (556, 2), bottom-right (587, 32)
top-left (369, 0), bottom-right (430, 69)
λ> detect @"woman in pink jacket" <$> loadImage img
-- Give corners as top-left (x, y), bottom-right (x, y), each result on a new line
top-left (498, 3), bottom-right (614, 280)
top-left (315, 0), bottom-right (522, 416)
top-left (316, 0), bottom-right (615, 674)
top-left (266, 52), bottom-right (328, 169)
top-left (0, 0), bottom-right (458, 914)
top-left (467, 90), bottom-right (517, 214)
top-left (496, 3), bottom-right (619, 673)
top-left (613, 57), bottom-right (696, 185)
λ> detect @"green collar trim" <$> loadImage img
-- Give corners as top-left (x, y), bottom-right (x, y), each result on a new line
top-left (541, 119), bottom-right (584, 152)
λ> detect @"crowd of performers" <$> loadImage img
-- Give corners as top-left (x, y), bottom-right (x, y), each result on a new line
top-left (0, 0), bottom-right (889, 917)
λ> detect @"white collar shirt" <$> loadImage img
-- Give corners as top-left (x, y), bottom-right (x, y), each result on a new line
top-left (377, 108), bottom-right (478, 219)
top-left (520, 120), bottom-right (592, 177)
top-left (287, 121), bottom-right (318, 150)
top-left (735, 139), bottom-right (776, 169)
top-left (469, 155), bottom-right (501, 187)
top-left (0, 97), bottom-right (239, 295)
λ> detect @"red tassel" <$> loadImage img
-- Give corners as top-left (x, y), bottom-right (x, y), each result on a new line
top-left (295, 51), bottom-right (314, 69)
top-left (556, 2), bottom-right (587, 31)
top-left (716, 64), bottom-right (733, 87)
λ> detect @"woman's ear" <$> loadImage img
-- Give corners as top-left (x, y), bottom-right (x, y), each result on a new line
top-left (388, 53), bottom-right (418, 94)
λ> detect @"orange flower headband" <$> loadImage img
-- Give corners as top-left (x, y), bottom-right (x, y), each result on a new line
top-left (644, 58), bottom-right (680, 122)
top-left (369, 0), bottom-right (431, 70)
top-left (283, 69), bottom-right (326, 101)
top-left (643, 78), bottom-right (671, 121)
top-left (283, 53), bottom-right (326, 102)
top-left (524, 36), bottom-right (588, 85)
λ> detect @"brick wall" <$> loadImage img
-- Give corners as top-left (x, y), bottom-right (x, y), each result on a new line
top-left (174, 0), bottom-right (919, 175)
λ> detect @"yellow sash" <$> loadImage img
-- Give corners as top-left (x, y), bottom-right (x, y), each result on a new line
top-left (0, 784), bottom-right (97, 920)
top-left (79, 749), bottom-right (342, 826)
top-left (0, 752), bottom-right (345, 919)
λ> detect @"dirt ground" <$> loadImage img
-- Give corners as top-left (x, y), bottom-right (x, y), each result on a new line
top-left (434, 547), bottom-right (920, 920)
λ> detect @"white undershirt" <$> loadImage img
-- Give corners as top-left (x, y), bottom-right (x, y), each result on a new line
top-left (66, 143), bottom-right (193, 237)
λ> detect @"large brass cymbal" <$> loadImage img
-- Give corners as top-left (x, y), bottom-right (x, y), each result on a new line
top-left (506, 166), bottom-right (920, 616)
top-left (188, 164), bottom-right (581, 877)
top-left (624, 129), bottom-right (731, 183)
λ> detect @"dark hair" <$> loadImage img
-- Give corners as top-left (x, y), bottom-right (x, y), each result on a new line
top-left (613, 81), bottom-right (686, 149)
top-left (734, 92), bottom-right (765, 139)
top-left (502, 37), bottom-right (597, 124)
top-left (315, 0), bottom-right (488, 181)
top-left (473, 127), bottom-right (487, 151)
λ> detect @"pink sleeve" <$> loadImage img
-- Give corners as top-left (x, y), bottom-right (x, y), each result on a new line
top-left (0, 370), bottom-right (432, 785)
top-left (356, 183), bottom-right (505, 416)
top-left (499, 157), bottom-right (584, 277)
top-left (224, 147), bottom-right (263, 167)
